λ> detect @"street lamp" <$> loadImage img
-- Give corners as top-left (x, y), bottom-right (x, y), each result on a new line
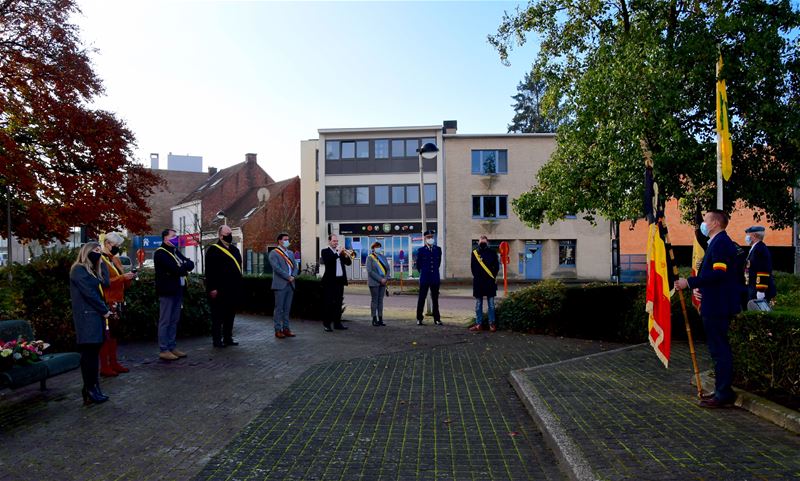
top-left (216, 210), bottom-right (227, 226)
top-left (417, 142), bottom-right (439, 236)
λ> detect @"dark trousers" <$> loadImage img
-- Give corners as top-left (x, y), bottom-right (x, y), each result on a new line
top-left (77, 343), bottom-right (102, 390)
top-left (210, 292), bottom-right (236, 342)
top-left (323, 278), bottom-right (346, 328)
top-left (416, 282), bottom-right (441, 322)
top-left (703, 315), bottom-right (735, 402)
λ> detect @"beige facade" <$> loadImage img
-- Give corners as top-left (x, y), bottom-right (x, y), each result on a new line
top-left (443, 134), bottom-right (611, 281)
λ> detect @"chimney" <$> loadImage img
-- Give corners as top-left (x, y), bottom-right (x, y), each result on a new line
top-left (208, 167), bottom-right (217, 176)
top-left (443, 120), bottom-right (458, 135)
top-left (245, 153), bottom-right (257, 165)
top-left (150, 153), bottom-right (159, 170)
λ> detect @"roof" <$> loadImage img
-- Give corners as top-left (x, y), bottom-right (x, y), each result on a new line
top-left (443, 133), bottom-right (556, 139)
top-left (223, 177), bottom-right (300, 228)
top-left (318, 125), bottom-right (442, 134)
top-left (146, 169), bottom-right (210, 233)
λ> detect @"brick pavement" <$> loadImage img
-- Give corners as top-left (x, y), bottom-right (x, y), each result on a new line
top-left (514, 343), bottom-right (800, 481)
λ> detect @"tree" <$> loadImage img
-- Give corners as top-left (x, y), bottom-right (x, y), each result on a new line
top-left (508, 71), bottom-right (559, 133)
top-left (0, 0), bottom-right (161, 243)
top-left (489, 0), bottom-right (800, 228)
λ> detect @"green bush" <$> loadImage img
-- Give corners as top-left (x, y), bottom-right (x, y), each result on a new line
top-left (238, 274), bottom-right (326, 320)
top-left (496, 280), bottom-right (566, 333)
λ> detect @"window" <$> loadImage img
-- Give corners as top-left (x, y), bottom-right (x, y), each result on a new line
top-left (341, 141), bottom-right (356, 159)
top-left (564, 213), bottom-right (577, 219)
top-left (421, 137), bottom-right (436, 148)
top-left (392, 185), bottom-right (406, 204)
top-left (559, 240), bottom-right (576, 267)
top-left (315, 192), bottom-right (319, 223)
top-left (243, 207), bottom-right (257, 219)
top-left (471, 150), bottom-right (508, 174)
top-left (472, 195), bottom-right (509, 218)
top-left (341, 186), bottom-right (355, 205)
top-left (391, 140), bottom-right (405, 158)
top-left (424, 184), bottom-right (437, 204)
top-left (406, 185), bottom-right (419, 203)
top-left (355, 187), bottom-right (369, 204)
top-left (375, 185), bottom-right (389, 205)
top-left (356, 141), bottom-right (369, 158)
top-left (406, 139), bottom-right (419, 157)
top-left (315, 149), bottom-right (319, 181)
top-left (326, 141), bottom-right (340, 160)
top-left (325, 187), bottom-right (340, 206)
top-left (375, 140), bottom-right (389, 159)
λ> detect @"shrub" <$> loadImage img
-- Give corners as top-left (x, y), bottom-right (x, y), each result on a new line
top-left (496, 280), bottom-right (566, 333)
top-left (238, 274), bottom-right (326, 320)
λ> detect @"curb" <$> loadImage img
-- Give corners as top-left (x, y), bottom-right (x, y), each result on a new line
top-left (693, 371), bottom-right (800, 435)
top-left (508, 343), bottom-right (645, 481)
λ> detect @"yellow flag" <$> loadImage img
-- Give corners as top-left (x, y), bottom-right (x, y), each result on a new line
top-left (716, 54), bottom-right (732, 181)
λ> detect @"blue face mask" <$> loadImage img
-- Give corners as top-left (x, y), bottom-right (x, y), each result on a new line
top-left (745, 234), bottom-right (752, 245)
top-left (374, 248), bottom-right (382, 254)
top-left (282, 240), bottom-right (290, 248)
top-left (699, 222), bottom-right (709, 237)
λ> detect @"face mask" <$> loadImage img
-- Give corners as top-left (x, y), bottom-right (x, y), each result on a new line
top-left (88, 251), bottom-right (102, 264)
top-left (425, 237), bottom-right (434, 245)
top-left (222, 234), bottom-right (233, 243)
top-left (167, 236), bottom-right (178, 245)
top-left (110, 246), bottom-right (120, 256)
top-left (699, 222), bottom-right (709, 237)
top-left (374, 248), bottom-right (382, 254)
top-left (479, 242), bottom-right (488, 249)
top-left (745, 234), bottom-right (752, 245)
top-left (282, 240), bottom-right (290, 248)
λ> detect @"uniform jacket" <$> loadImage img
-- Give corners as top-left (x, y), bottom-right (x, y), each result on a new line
top-left (154, 244), bottom-right (195, 297)
top-left (269, 247), bottom-right (298, 290)
top-left (366, 252), bottom-right (391, 288)
top-left (687, 230), bottom-right (743, 318)
top-left (70, 264), bottom-right (110, 344)
top-left (415, 244), bottom-right (442, 285)
top-left (204, 240), bottom-right (243, 295)
top-left (471, 245), bottom-right (499, 298)
top-left (321, 247), bottom-right (351, 286)
top-left (101, 253), bottom-right (130, 304)
top-left (746, 241), bottom-right (776, 301)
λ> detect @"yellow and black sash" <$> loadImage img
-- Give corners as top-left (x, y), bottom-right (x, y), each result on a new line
top-left (472, 250), bottom-right (495, 278)
top-left (212, 243), bottom-right (242, 273)
top-left (101, 254), bottom-right (121, 277)
top-left (157, 246), bottom-right (188, 284)
top-left (370, 254), bottom-right (388, 276)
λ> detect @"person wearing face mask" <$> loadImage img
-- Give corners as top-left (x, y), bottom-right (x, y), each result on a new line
top-left (69, 241), bottom-right (112, 405)
top-left (98, 232), bottom-right (136, 377)
top-left (469, 235), bottom-right (500, 332)
top-left (743, 226), bottom-right (776, 305)
top-left (320, 234), bottom-right (352, 332)
top-left (415, 230), bottom-right (442, 326)
top-left (154, 228), bottom-right (195, 361)
top-left (205, 225), bottom-right (243, 347)
top-left (675, 209), bottom-right (742, 408)
top-left (365, 241), bottom-right (390, 327)
top-left (269, 232), bottom-right (299, 338)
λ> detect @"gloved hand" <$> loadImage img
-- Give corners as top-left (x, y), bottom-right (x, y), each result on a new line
top-left (756, 292), bottom-right (766, 300)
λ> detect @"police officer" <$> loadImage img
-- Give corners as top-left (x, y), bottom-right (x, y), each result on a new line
top-left (675, 209), bottom-right (741, 408)
top-left (415, 230), bottom-right (442, 325)
top-left (744, 226), bottom-right (776, 303)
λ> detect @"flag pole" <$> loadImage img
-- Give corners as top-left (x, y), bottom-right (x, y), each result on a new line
top-left (716, 134), bottom-right (723, 209)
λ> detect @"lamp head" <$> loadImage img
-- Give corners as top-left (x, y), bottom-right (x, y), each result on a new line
top-left (418, 142), bottom-right (439, 160)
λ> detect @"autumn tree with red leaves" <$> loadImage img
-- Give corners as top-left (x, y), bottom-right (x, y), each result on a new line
top-left (0, 0), bottom-right (161, 243)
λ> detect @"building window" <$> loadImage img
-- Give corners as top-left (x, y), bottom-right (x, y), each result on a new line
top-left (406, 139), bottom-right (419, 157)
top-left (356, 141), bottom-right (369, 159)
top-left (559, 240), bottom-right (576, 267)
top-left (391, 140), bottom-right (405, 158)
top-left (375, 140), bottom-right (389, 159)
top-left (423, 184), bottom-right (437, 204)
top-left (471, 150), bottom-right (508, 175)
top-left (326, 141), bottom-right (340, 160)
top-left (325, 187), bottom-right (340, 206)
top-left (392, 185), bottom-right (406, 204)
top-left (564, 213), bottom-right (577, 219)
top-left (406, 185), bottom-right (419, 203)
top-left (315, 149), bottom-right (319, 181)
top-left (341, 141), bottom-right (356, 159)
top-left (421, 137), bottom-right (436, 149)
top-left (355, 186), bottom-right (369, 205)
top-left (315, 192), bottom-right (319, 223)
top-left (375, 185), bottom-right (389, 205)
top-left (341, 186), bottom-right (355, 205)
top-left (472, 195), bottom-right (508, 218)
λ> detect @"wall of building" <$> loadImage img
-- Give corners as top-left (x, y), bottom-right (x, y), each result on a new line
top-left (300, 139), bottom-right (319, 269)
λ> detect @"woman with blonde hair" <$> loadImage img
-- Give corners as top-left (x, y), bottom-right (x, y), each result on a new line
top-left (99, 232), bottom-right (135, 376)
top-left (69, 241), bottom-right (112, 405)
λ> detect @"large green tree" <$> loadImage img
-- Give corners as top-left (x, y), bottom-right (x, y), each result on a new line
top-left (489, 0), bottom-right (800, 228)
top-left (0, 0), bottom-right (161, 243)
top-left (508, 71), bottom-right (560, 133)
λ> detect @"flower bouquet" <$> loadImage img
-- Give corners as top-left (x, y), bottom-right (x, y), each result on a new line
top-left (0, 337), bottom-right (50, 371)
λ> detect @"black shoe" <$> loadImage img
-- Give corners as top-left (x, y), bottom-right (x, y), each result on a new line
top-left (224, 339), bottom-right (239, 346)
top-left (85, 385), bottom-right (108, 405)
top-left (213, 341), bottom-right (225, 348)
top-left (323, 326), bottom-right (333, 332)
top-left (378, 318), bottom-right (386, 326)
top-left (334, 324), bottom-right (348, 330)
top-left (372, 316), bottom-right (379, 327)
top-left (417, 319), bottom-right (425, 326)
top-left (434, 319), bottom-right (443, 325)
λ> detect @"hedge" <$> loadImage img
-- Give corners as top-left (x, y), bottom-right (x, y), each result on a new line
top-left (238, 274), bottom-right (326, 320)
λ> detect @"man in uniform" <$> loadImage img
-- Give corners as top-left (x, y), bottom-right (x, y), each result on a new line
top-left (675, 209), bottom-right (741, 408)
top-left (205, 225), bottom-right (243, 347)
top-left (415, 230), bottom-right (442, 326)
top-left (744, 225), bottom-right (776, 303)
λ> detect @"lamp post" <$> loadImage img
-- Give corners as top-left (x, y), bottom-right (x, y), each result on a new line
top-left (216, 210), bottom-right (227, 226)
top-left (416, 142), bottom-right (439, 236)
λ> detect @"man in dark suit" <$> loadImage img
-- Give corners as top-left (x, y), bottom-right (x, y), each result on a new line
top-left (469, 235), bottom-right (499, 332)
top-left (415, 230), bottom-right (442, 325)
top-left (675, 209), bottom-right (742, 408)
top-left (320, 234), bottom-right (351, 332)
top-left (154, 228), bottom-right (195, 361)
top-left (744, 225), bottom-right (776, 303)
top-left (205, 225), bottom-right (243, 348)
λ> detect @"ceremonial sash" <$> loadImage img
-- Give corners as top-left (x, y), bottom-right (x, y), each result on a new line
top-left (472, 250), bottom-right (494, 278)
top-left (370, 254), bottom-right (388, 276)
top-left (101, 255), bottom-right (121, 276)
top-left (212, 243), bottom-right (241, 273)
top-left (157, 247), bottom-right (188, 284)
top-left (275, 248), bottom-right (294, 270)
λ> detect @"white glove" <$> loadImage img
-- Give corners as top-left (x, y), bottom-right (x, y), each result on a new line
top-left (756, 292), bottom-right (765, 300)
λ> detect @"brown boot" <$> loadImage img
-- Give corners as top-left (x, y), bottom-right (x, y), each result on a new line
top-left (108, 337), bottom-right (129, 373)
top-left (99, 341), bottom-right (117, 377)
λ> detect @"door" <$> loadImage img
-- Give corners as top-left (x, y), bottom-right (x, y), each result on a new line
top-left (524, 241), bottom-right (542, 280)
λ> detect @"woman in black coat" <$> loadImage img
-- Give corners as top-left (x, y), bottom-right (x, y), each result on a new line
top-left (69, 241), bottom-right (112, 405)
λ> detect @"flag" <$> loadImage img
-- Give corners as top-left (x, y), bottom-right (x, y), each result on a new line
top-left (644, 165), bottom-right (671, 368)
top-left (716, 54), bottom-right (733, 181)
top-left (690, 231), bottom-right (705, 313)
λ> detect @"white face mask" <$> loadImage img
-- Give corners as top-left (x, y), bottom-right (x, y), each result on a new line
top-left (374, 248), bottom-right (381, 254)
top-left (745, 234), bottom-right (752, 245)
top-left (282, 240), bottom-right (290, 248)
top-left (425, 237), bottom-right (434, 245)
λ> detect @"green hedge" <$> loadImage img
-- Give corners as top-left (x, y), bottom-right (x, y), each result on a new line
top-left (238, 275), bottom-right (326, 320)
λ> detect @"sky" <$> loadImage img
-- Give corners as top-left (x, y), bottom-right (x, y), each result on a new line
top-left (75, 0), bottom-right (540, 182)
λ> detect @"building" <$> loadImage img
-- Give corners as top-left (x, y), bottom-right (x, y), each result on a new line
top-left (300, 121), bottom-right (612, 281)
top-left (167, 152), bottom-right (203, 173)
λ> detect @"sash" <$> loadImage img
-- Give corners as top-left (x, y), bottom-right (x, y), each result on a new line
top-left (212, 243), bottom-right (242, 273)
top-left (101, 255), bottom-right (121, 276)
top-left (157, 246), bottom-right (188, 285)
top-left (275, 248), bottom-right (294, 270)
top-left (472, 250), bottom-right (495, 279)
top-left (370, 254), bottom-right (388, 276)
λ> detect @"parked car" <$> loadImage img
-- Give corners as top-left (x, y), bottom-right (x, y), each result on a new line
top-left (141, 259), bottom-right (155, 269)
top-left (118, 255), bottom-right (132, 273)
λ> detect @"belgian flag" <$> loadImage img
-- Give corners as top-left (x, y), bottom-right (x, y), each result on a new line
top-left (644, 166), bottom-right (672, 368)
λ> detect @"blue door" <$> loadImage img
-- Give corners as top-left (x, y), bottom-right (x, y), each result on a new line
top-left (524, 241), bottom-right (542, 280)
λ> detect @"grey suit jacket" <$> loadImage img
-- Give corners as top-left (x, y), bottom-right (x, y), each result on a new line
top-left (269, 247), bottom-right (298, 290)
top-left (365, 253), bottom-right (391, 287)
top-left (70, 264), bottom-right (110, 344)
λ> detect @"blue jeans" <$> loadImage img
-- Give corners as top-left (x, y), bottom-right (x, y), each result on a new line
top-left (703, 315), bottom-right (735, 402)
top-left (158, 292), bottom-right (183, 352)
top-left (475, 297), bottom-right (495, 325)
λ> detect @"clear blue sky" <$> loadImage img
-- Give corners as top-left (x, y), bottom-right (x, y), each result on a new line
top-left (76, 1), bottom-right (539, 181)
